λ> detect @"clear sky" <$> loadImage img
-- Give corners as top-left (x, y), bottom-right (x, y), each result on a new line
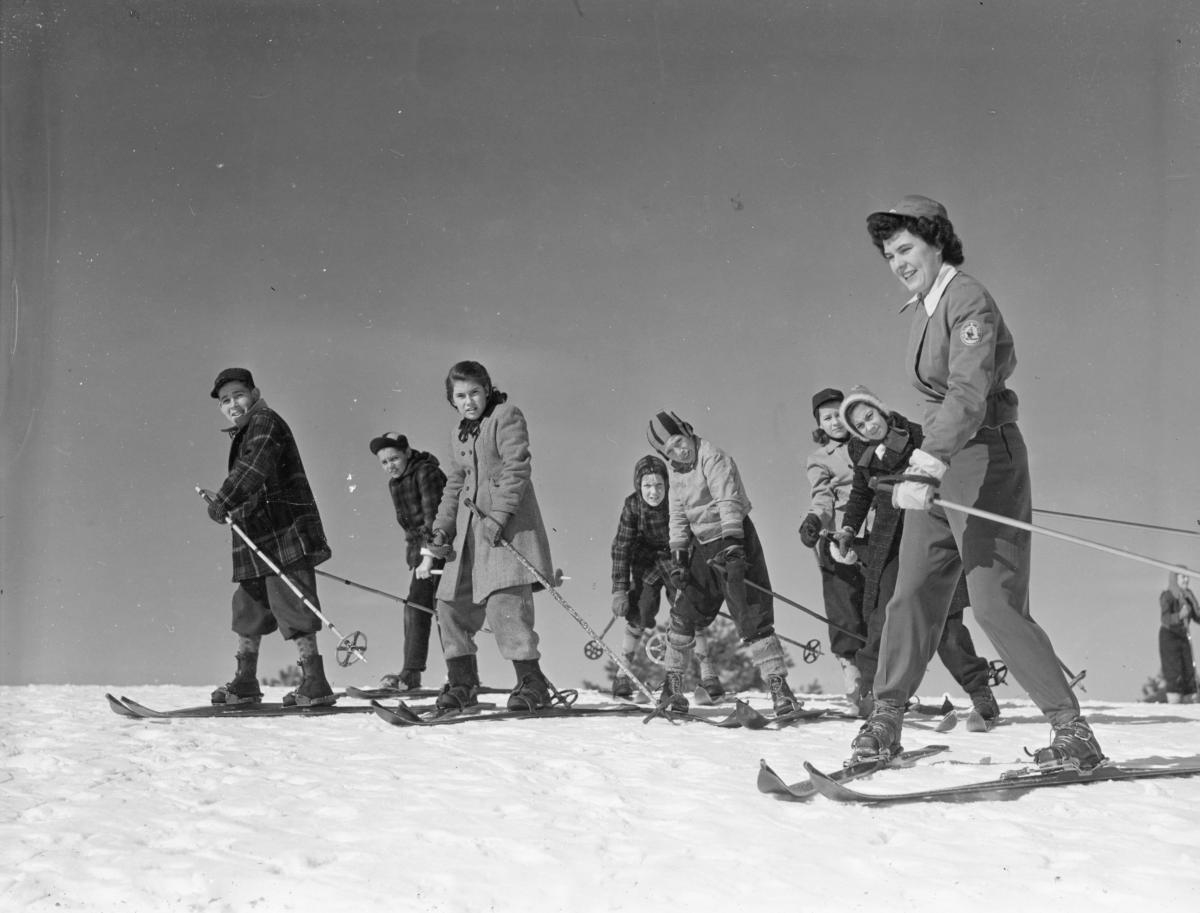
top-left (2, 0), bottom-right (1198, 700)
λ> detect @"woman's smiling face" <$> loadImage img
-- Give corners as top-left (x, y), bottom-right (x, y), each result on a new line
top-left (881, 229), bottom-right (944, 298)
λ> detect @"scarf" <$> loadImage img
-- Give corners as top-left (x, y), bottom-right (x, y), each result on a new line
top-left (457, 390), bottom-right (509, 441)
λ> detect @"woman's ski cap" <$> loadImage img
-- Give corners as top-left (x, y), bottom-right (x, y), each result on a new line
top-left (646, 411), bottom-right (695, 456)
top-left (868, 194), bottom-right (948, 221)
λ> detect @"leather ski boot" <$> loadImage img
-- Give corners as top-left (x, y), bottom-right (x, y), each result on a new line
top-left (657, 671), bottom-right (689, 713)
top-left (211, 652), bottom-right (263, 706)
top-left (1033, 717), bottom-right (1105, 772)
top-left (694, 677), bottom-right (726, 705)
top-left (436, 655), bottom-right (480, 712)
top-left (282, 654), bottom-right (336, 707)
top-left (508, 659), bottom-right (552, 711)
top-left (851, 698), bottom-right (904, 761)
top-left (767, 674), bottom-right (802, 717)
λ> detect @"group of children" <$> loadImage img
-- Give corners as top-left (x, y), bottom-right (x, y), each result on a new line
top-left (800, 386), bottom-right (999, 723)
top-left (202, 193), bottom-right (1113, 772)
top-left (203, 359), bottom-right (805, 718)
top-left (205, 360), bottom-right (557, 713)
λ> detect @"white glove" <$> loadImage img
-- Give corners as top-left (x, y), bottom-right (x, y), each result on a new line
top-left (829, 527), bottom-right (858, 564)
top-left (830, 540), bottom-right (859, 565)
top-left (891, 449), bottom-right (947, 511)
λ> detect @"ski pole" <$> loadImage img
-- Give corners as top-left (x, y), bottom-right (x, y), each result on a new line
top-left (933, 497), bottom-right (1200, 579)
top-left (463, 497), bottom-right (657, 703)
top-left (710, 611), bottom-right (825, 662)
top-left (1060, 659), bottom-right (1087, 693)
top-left (314, 569), bottom-right (431, 614)
top-left (706, 558), bottom-right (867, 644)
top-left (196, 487), bottom-right (368, 666)
top-left (314, 566), bottom-right (495, 634)
top-left (583, 616), bottom-right (617, 660)
top-left (1032, 507), bottom-right (1200, 539)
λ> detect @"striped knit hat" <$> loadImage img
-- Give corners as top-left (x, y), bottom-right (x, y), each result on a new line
top-left (646, 410), bottom-right (695, 456)
top-left (838, 385), bottom-right (890, 442)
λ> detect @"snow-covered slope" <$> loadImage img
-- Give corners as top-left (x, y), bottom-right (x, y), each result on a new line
top-left (3, 686), bottom-right (1199, 912)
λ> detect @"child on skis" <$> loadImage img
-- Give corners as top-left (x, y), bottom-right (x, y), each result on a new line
top-left (610, 454), bottom-right (725, 702)
top-left (369, 431), bottom-right (448, 692)
top-left (833, 384), bottom-right (999, 722)
top-left (202, 367), bottom-right (336, 707)
top-left (799, 387), bottom-right (868, 708)
top-left (645, 410), bottom-right (800, 717)
top-left (417, 361), bottom-right (555, 712)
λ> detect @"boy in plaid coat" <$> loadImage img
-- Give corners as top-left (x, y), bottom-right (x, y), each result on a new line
top-left (370, 432), bottom-right (447, 692)
top-left (202, 367), bottom-right (335, 707)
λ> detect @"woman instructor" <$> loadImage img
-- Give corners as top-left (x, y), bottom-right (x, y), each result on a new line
top-left (851, 195), bottom-right (1102, 771)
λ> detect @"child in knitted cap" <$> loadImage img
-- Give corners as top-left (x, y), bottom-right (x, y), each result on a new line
top-left (645, 410), bottom-right (800, 717)
top-left (835, 385), bottom-right (999, 724)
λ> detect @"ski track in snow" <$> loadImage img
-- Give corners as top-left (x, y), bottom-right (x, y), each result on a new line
top-left (2, 686), bottom-right (1200, 912)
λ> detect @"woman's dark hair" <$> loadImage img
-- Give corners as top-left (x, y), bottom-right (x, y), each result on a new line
top-left (444, 360), bottom-right (506, 408)
top-left (866, 212), bottom-right (964, 266)
top-left (812, 428), bottom-right (832, 445)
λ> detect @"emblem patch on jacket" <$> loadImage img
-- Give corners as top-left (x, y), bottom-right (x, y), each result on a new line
top-left (959, 320), bottom-right (982, 345)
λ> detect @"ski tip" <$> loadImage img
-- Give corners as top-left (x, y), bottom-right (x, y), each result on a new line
top-left (934, 711), bottom-right (958, 733)
top-left (710, 699), bottom-right (766, 729)
top-left (757, 760), bottom-right (786, 794)
top-left (369, 699), bottom-right (412, 726)
top-left (965, 710), bottom-right (997, 733)
top-left (802, 761), bottom-right (861, 802)
top-left (106, 693), bottom-right (140, 718)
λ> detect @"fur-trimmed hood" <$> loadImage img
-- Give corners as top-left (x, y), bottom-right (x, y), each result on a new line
top-left (839, 385), bottom-right (891, 442)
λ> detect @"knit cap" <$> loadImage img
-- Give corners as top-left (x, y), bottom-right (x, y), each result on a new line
top-left (839, 385), bottom-right (891, 442)
top-left (646, 411), bottom-right (695, 457)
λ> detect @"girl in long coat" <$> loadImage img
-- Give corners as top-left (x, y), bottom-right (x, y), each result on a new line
top-left (418, 361), bottom-right (554, 712)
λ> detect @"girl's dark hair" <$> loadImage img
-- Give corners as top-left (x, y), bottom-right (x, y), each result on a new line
top-left (866, 212), bottom-right (964, 266)
top-left (812, 428), bottom-right (832, 445)
top-left (444, 360), bottom-right (506, 408)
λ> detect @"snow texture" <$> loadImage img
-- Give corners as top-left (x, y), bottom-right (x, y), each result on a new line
top-left (2, 686), bottom-right (1199, 912)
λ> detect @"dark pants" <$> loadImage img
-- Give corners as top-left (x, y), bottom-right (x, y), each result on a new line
top-left (1160, 627), bottom-right (1197, 695)
top-left (858, 554), bottom-right (990, 696)
top-left (670, 517), bottom-right (773, 642)
top-left (232, 561), bottom-right (322, 640)
top-left (625, 566), bottom-right (672, 631)
top-left (876, 425), bottom-right (1079, 726)
top-left (402, 569), bottom-right (440, 673)
top-left (819, 548), bottom-right (866, 660)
